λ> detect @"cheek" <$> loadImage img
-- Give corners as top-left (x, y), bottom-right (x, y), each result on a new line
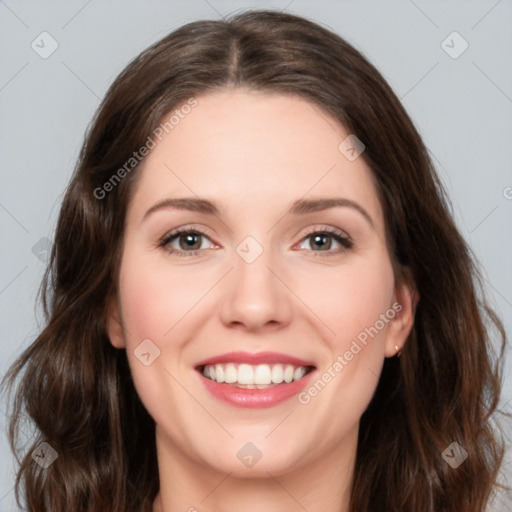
top-left (289, 256), bottom-right (396, 451)
top-left (320, 258), bottom-right (394, 405)
top-left (115, 246), bottom-right (222, 403)
top-left (116, 257), bottom-right (199, 440)
top-left (118, 251), bottom-right (204, 343)
top-left (294, 252), bottom-right (394, 410)
top-left (294, 253), bottom-right (395, 345)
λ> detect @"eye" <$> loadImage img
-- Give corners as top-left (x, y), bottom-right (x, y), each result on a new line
top-left (159, 227), bottom-right (215, 257)
top-left (296, 226), bottom-right (353, 256)
top-left (158, 225), bottom-right (353, 258)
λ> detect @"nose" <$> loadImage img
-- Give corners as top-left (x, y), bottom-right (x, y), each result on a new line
top-left (218, 242), bottom-right (293, 332)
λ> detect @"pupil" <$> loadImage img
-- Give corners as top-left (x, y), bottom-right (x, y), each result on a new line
top-left (181, 233), bottom-right (200, 250)
top-left (177, 233), bottom-right (332, 251)
top-left (313, 234), bottom-right (330, 250)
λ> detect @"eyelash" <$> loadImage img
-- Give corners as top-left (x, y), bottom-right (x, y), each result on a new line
top-left (158, 225), bottom-right (353, 258)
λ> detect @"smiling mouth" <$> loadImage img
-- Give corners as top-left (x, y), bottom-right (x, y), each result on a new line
top-left (197, 362), bottom-right (316, 389)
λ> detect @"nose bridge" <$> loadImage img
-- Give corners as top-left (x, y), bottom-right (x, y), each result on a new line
top-left (235, 234), bottom-right (273, 288)
top-left (218, 233), bottom-right (291, 330)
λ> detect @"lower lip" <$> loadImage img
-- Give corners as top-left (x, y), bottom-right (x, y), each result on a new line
top-left (197, 369), bottom-right (316, 408)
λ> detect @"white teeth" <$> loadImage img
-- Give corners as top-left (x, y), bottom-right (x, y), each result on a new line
top-left (254, 364), bottom-right (272, 385)
top-left (201, 362), bottom-right (312, 386)
top-left (224, 363), bottom-right (237, 384)
top-left (293, 366), bottom-right (306, 381)
top-left (237, 364), bottom-right (253, 384)
top-left (271, 364), bottom-right (284, 384)
top-left (284, 364), bottom-right (295, 383)
top-left (215, 364), bottom-right (225, 383)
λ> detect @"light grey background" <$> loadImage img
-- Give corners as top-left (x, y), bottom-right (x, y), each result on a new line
top-left (1, 1), bottom-right (511, 510)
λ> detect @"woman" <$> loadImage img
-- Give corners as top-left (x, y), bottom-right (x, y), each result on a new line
top-left (2, 9), bottom-right (508, 512)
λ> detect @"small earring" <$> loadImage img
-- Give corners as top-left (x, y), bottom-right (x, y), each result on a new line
top-left (395, 345), bottom-right (402, 358)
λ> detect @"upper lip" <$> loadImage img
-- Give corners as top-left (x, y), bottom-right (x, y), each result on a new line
top-left (195, 351), bottom-right (316, 368)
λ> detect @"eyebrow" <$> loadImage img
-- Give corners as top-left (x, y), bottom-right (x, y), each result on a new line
top-left (143, 196), bottom-right (375, 228)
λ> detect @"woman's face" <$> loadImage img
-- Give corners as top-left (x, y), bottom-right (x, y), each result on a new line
top-left (107, 88), bottom-right (414, 477)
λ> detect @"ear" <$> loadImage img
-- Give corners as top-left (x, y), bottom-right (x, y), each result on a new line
top-left (105, 293), bottom-right (126, 349)
top-left (384, 271), bottom-right (418, 358)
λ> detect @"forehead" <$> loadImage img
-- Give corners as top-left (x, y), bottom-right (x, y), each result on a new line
top-left (127, 89), bottom-right (384, 229)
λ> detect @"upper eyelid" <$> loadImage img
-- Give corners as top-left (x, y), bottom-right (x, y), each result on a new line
top-left (160, 223), bottom-right (214, 238)
top-left (300, 225), bottom-right (351, 240)
top-left (160, 225), bottom-right (216, 244)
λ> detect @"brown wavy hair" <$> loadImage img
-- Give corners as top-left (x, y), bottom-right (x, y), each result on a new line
top-left (2, 9), bottom-right (508, 512)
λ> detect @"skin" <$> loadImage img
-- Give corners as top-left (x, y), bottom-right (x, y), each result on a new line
top-left (107, 88), bottom-right (416, 512)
